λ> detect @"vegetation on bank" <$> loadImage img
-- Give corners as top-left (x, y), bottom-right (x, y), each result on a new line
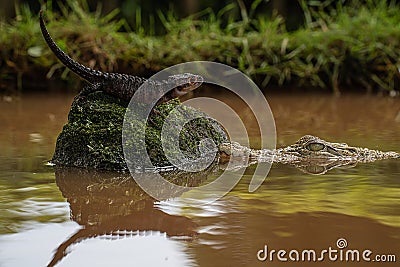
top-left (1, 0), bottom-right (400, 93)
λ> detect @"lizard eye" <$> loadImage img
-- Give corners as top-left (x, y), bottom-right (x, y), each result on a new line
top-left (175, 84), bottom-right (185, 92)
top-left (306, 142), bottom-right (325, 151)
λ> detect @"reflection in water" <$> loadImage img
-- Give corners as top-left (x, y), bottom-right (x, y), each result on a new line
top-left (239, 161), bottom-right (400, 228)
top-left (0, 92), bottom-right (399, 266)
top-left (191, 205), bottom-right (400, 267)
top-left (0, 171), bottom-right (68, 234)
top-left (224, 155), bottom-right (370, 175)
top-left (286, 158), bottom-right (359, 175)
top-left (48, 166), bottom-right (226, 266)
top-left (156, 171), bottom-right (400, 267)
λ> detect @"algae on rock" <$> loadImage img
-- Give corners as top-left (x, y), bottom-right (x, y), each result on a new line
top-left (52, 90), bottom-right (228, 171)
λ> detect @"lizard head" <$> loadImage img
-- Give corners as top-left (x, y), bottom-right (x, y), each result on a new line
top-left (168, 73), bottom-right (204, 97)
top-left (153, 73), bottom-right (204, 105)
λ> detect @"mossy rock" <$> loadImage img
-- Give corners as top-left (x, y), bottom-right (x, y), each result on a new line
top-left (52, 90), bottom-right (228, 171)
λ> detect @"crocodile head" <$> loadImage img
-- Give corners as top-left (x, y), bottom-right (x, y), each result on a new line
top-left (219, 135), bottom-right (362, 161)
top-left (281, 135), bottom-right (360, 158)
top-left (219, 141), bottom-right (252, 162)
top-left (219, 135), bottom-right (399, 166)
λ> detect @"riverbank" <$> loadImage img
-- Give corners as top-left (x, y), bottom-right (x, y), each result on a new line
top-left (1, 1), bottom-right (400, 93)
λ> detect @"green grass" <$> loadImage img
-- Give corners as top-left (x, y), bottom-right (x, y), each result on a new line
top-left (1, 0), bottom-right (400, 93)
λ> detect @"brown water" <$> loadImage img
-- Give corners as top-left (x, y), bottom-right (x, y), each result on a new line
top-left (0, 92), bottom-right (399, 266)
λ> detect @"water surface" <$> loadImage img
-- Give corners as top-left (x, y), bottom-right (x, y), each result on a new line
top-left (0, 92), bottom-right (399, 266)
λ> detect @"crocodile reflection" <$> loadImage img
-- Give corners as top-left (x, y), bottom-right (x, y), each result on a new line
top-left (48, 167), bottom-right (212, 267)
top-left (221, 152), bottom-right (373, 175)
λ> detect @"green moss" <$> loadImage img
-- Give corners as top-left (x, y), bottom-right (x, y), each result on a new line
top-left (52, 89), bottom-right (228, 171)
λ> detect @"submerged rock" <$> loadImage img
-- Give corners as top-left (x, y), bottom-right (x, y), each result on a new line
top-left (52, 91), bottom-right (228, 171)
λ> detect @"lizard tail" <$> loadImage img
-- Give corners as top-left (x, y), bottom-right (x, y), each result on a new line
top-left (39, 10), bottom-right (106, 84)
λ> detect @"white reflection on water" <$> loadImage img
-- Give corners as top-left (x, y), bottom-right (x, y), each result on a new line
top-left (62, 234), bottom-right (194, 267)
top-left (0, 222), bottom-right (80, 267)
top-left (0, 222), bottom-right (196, 267)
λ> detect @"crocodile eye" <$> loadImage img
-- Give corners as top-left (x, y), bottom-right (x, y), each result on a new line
top-left (306, 142), bottom-right (325, 151)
